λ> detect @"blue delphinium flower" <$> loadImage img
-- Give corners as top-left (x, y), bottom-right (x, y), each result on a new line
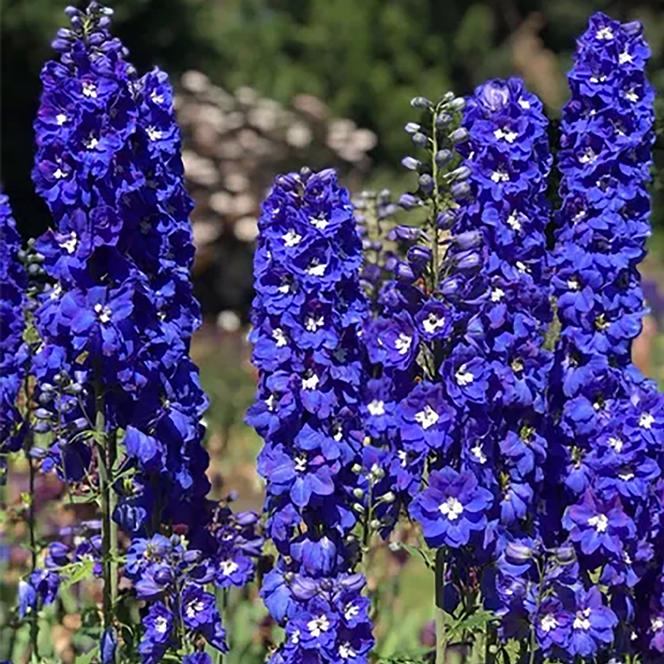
top-left (409, 467), bottom-right (493, 548)
top-left (376, 80), bottom-right (553, 614)
top-left (548, 12), bottom-right (663, 660)
top-left (249, 168), bottom-right (374, 662)
top-left (0, 192), bottom-right (28, 475)
top-left (28, 3), bottom-right (261, 660)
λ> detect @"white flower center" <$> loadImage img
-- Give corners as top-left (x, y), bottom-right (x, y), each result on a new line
top-left (56, 113), bottom-right (68, 125)
top-left (625, 89), bottom-right (639, 103)
top-left (506, 212), bottom-right (522, 232)
top-left (86, 136), bottom-right (99, 150)
top-left (639, 412), bottom-right (654, 430)
top-left (220, 560), bottom-right (239, 576)
top-left (394, 333), bottom-right (412, 355)
top-left (491, 170), bottom-right (509, 183)
top-left (471, 443), bottom-right (487, 464)
top-left (50, 284), bottom-right (63, 300)
top-left (60, 232), bottom-right (78, 254)
top-left (294, 455), bottom-right (307, 472)
top-left (596, 27), bottom-right (614, 40)
top-left (540, 615), bottom-right (558, 633)
top-left (82, 81), bottom-right (97, 98)
top-left (150, 91), bottom-right (165, 105)
top-left (94, 303), bottom-right (112, 324)
top-left (414, 404), bottom-right (439, 430)
top-left (302, 373), bottom-right (319, 391)
top-left (619, 51), bottom-right (633, 65)
top-left (310, 214), bottom-right (329, 230)
top-left (282, 230), bottom-right (302, 247)
top-left (587, 514), bottom-right (608, 533)
top-left (578, 148), bottom-right (597, 165)
top-left (272, 328), bottom-right (288, 347)
top-left (491, 287), bottom-right (505, 302)
top-left (307, 260), bottom-right (326, 277)
top-left (53, 167), bottom-right (67, 180)
top-left (265, 394), bottom-right (276, 411)
top-left (573, 608), bottom-right (592, 631)
top-left (339, 643), bottom-right (356, 659)
top-left (185, 600), bottom-right (205, 618)
top-left (516, 261), bottom-right (530, 274)
top-left (608, 436), bottom-right (624, 453)
top-left (493, 127), bottom-right (518, 143)
top-left (618, 470), bottom-right (635, 481)
top-left (154, 615), bottom-right (169, 634)
top-left (423, 313), bottom-right (445, 335)
top-left (398, 450), bottom-right (407, 467)
top-left (439, 496), bottom-right (463, 521)
top-left (652, 617), bottom-right (664, 632)
top-left (344, 603), bottom-right (359, 621)
top-left (567, 278), bottom-right (580, 291)
top-left (455, 364), bottom-right (474, 386)
top-left (367, 399), bottom-right (385, 417)
top-left (305, 316), bottom-right (325, 332)
top-left (146, 126), bottom-right (162, 141)
top-left (307, 614), bottom-right (330, 638)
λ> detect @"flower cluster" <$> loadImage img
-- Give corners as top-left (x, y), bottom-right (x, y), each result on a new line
top-left (541, 12), bottom-right (663, 660)
top-left (248, 168), bottom-right (374, 662)
top-left (0, 192), bottom-right (28, 477)
top-left (23, 3), bottom-right (260, 660)
top-left (362, 80), bottom-right (554, 581)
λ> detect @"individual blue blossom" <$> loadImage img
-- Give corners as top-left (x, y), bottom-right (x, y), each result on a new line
top-left (409, 467), bottom-right (493, 548)
top-left (562, 491), bottom-right (635, 557)
top-left (397, 381), bottom-right (453, 453)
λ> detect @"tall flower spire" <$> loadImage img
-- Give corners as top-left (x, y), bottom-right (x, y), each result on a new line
top-left (545, 12), bottom-right (663, 660)
top-left (27, 3), bottom-right (260, 661)
top-left (0, 192), bottom-right (28, 475)
top-left (249, 168), bottom-right (374, 663)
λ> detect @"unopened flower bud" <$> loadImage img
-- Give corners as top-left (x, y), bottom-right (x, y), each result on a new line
top-left (401, 156), bottom-right (421, 171)
top-left (449, 127), bottom-right (469, 144)
top-left (411, 132), bottom-right (429, 148)
top-left (435, 149), bottom-right (453, 168)
top-left (418, 174), bottom-right (434, 196)
top-left (411, 96), bottom-right (433, 109)
top-left (399, 193), bottom-right (420, 210)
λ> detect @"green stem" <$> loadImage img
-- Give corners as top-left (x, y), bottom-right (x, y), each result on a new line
top-left (23, 379), bottom-right (40, 660)
top-left (217, 587), bottom-right (229, 664)
top-left (528, 561), bottom-right (544, 664)
top-left (28, 453), bottom-right (40, 660)
top-left (435, 552), bottom-right (447, 664)
top-left (97, 386), bottom-right (118, 660)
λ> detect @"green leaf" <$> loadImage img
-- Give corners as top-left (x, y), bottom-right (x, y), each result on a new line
top-left (74, 648), bottom-right (98, 664)
top-left (60, 559), bottom-right (95, 589)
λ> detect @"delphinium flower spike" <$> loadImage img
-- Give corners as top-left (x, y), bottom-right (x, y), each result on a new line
top-left (28, 3), bottom-right (261, 661)
top-left (362, 80), bottom-right (555, 659)
top-left (0, 192), bottom-right (28, 477)
top-left (544, 12), bottom-right (663, 661)
top-left (449, 79), bottom-right (557, 651)
top-left (248, 168), bottom-right (374, 663)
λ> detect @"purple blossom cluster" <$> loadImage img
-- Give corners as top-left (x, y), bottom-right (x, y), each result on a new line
top-left (0, 193), bottom-right (28, 477)
top-left (248, 168), bottom-right (374, 663)
top-left (16, 3), bottom-right (260, 660)
top-left (535, 12), bottom-right (664, 659)
top-left (360, 79), bottom-right (554, 568)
